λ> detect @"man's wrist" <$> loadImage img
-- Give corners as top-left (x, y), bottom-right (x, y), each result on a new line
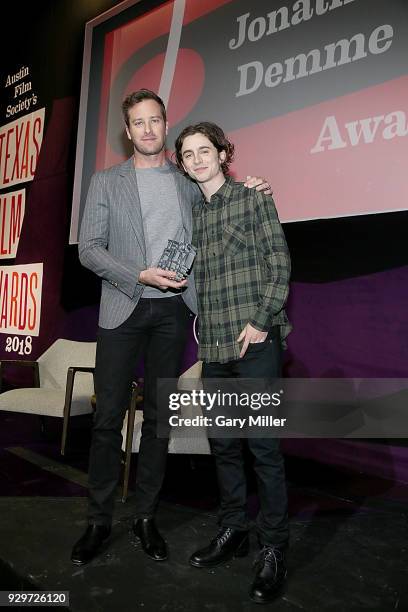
top-left (249, 317), bottom-right (269, 332)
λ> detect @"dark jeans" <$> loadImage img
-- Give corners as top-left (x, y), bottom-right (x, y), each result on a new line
top-left (202, 327), bottom-right (289, 548)
top-left (87, 295), bottom-right (191, 526)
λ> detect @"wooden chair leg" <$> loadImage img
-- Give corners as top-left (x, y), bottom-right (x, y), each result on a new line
top-left (61, 416), bottom-right (69, 456)
top-left (122, 387), bottom-right (137, 502)
top-left (61, 368), bottom-right (75, 456)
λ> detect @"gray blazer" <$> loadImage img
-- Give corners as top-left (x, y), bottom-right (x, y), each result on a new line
top-left (79, 157), bottom-right (199, 329)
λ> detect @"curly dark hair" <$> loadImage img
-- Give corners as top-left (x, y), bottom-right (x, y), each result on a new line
top-left (175, 122), bottom-right (235, 175)
top-left (122, 89), bottom-right (166, 126)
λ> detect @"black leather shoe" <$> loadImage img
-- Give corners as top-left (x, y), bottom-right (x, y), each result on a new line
top-left (133, 518), bottom-right (168, 561)
top-left (71, 524), bottom-right (111, 566)
top-left (249, 546), bottom-right (287, 603)
top-left (189, 527), bottom-right (249, 568)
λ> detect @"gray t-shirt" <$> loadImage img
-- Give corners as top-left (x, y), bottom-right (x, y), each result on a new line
top-left (135, 164), bottom-right (185, 298)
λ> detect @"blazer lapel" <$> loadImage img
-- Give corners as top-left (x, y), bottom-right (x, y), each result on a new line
top-left (119, 157), bottom-right (146, 259)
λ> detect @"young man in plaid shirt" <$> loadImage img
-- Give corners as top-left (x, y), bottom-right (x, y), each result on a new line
top-left (175, 123), bottom-right (291, 604)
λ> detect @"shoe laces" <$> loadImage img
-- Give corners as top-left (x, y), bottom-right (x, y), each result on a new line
top-left (254, 546), bottom-right (284, 575)
top-left (213, 527), bottom-right (234, 547)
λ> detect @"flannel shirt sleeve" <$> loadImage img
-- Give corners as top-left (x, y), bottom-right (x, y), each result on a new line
top-left (249, 191), bottom-right (291, 331)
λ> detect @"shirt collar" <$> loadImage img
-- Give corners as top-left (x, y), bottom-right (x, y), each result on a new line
top-left (205, 175), bottom-right (234, 207)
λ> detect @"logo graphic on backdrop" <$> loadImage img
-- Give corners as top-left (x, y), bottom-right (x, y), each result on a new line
top-left (70, 0), bottom-right (408, 242)
top-left (0, 263), bottom-right (43, 337)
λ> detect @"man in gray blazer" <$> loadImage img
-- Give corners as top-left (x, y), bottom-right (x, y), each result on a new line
top-left (71, 89), bottom-right (270, 566)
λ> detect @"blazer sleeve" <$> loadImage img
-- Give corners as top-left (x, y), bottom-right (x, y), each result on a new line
top-left (78, 172), bottom-right (143, 298)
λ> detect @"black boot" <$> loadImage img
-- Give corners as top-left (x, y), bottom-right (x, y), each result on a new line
top-left (190, 527), bottom-right (249, 568)
top-left (249, 546), bottom-right (287, 603)
top-left (71, 524), bottom-right (111, 566)
top-left (133, 518), bottom-right (167, 561)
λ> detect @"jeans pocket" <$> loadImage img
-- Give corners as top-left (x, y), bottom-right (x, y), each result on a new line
top-left (247, 332), bottom-right (270, 352)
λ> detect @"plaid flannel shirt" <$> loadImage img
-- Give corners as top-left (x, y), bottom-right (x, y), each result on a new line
top-left (192, 177), bottom-right (292, 364)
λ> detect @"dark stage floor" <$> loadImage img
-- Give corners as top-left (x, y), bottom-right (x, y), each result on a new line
top-left (0, 412), bottom-right (407, 611)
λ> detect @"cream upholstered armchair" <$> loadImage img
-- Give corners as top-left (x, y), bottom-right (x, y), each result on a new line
top-left (121, 360), bottom-right (210, 502)
top-left (0, 339), bottom-right (96, 455)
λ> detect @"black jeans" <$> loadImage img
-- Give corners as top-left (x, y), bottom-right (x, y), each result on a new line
top-left (202, 327), bottom-right (289, 548)
top-left (87, 295), bottom-right (191, 526)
